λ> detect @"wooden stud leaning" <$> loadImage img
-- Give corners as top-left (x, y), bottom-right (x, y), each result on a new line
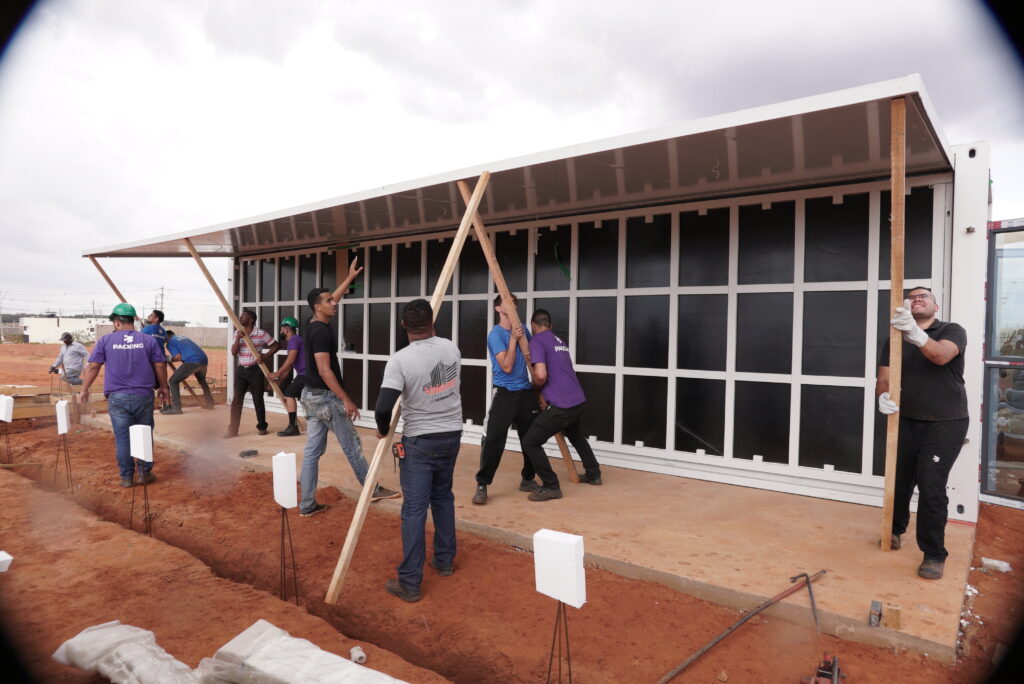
top-left (181, 239), bottom-right (291, 409)
top-left (456, 180), bottom-right (580, 483)
top-left (880, 96), bottom-right (906, 551)
top-left (324, 171), bottom-right (491, 604)
top-left (88, 256), bottom-right (204, 409)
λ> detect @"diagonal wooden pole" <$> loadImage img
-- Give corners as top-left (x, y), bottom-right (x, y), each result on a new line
top-left (880, 96), bottom-right (906, 551)
top-left (88, 256), bottom-right (203, 408)
top-left (457, 180), bottom-right (579, 483)
top-left (325, 171), bottom-right (491, 604)
top-left (182, 239), bottom-right (292, 413)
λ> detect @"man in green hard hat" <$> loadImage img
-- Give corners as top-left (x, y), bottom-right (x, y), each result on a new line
top-left (79, 303), bottom-right (168, 487)
top-left (269, 316), bottom-right (305, 436)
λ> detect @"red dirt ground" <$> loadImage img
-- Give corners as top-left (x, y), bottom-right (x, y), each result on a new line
top-left (2, 418), bottom-right (1020, 683)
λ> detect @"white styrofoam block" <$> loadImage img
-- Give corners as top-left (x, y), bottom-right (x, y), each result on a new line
top-left (129, 424), bottom-right (153, 462)
top-left (533, 528), bottom-right (586, 608)
top-left (0, 394), bottom-right (13, 422)
top-left (272, 452), bottom-right (298, 509)
top-left (55, 400), bottom-right (70, 435)
top-left (0, 550), bottom-right (12, 572)
top-left (981, 557), bottom-right (1012, 573)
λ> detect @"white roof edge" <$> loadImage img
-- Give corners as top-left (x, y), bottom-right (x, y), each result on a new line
top-left (83, 74), bottom-right (947, 258)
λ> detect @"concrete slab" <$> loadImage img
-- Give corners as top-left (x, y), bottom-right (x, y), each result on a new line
top-left (83, 406), bottom-right (973, 662)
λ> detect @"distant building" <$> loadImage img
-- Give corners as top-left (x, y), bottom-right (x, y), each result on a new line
top-left (19, 316), bottom-right (107, 344)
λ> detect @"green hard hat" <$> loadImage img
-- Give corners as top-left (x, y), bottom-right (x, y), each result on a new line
top-left (281, 316), bottom-right (299, 329)
top-left (110, 302), bottom-right (136, 319)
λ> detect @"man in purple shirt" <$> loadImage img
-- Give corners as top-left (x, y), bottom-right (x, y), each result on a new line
top-left (79, 303), bottom-right (168, 488)
top-left (520, 309), bottom-right (602, 501)
top-left (269, 316), bottom-right (305, 437)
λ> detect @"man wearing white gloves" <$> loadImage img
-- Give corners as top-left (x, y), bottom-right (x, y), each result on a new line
top-left (876, 286), bottom-right (968, 580)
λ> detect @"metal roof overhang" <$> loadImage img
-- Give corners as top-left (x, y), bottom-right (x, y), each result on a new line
top-left (84, 75), bottom-right (952, 259)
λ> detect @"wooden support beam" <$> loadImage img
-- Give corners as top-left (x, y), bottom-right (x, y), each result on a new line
top-left (456, 180), bottom-right (579, 483)
top-left (881, 97), bottom-right (906, 551)
top-left (87, 256), bottom-right (204, 408)
top-left (325, 172), bottom-right (491, 605)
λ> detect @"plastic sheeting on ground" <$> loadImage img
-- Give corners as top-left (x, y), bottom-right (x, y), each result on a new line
top-left (51, 620), bottom-right (198, 683)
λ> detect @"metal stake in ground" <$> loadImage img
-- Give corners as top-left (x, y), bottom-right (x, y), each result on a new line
top-left (272, 451), bottom-right (300, 605)
top-left (52, 400), bottom-right (73, 491)
top-left (547, 601), bottom-right (573, 684)
top-left (129, 466), bottom-right (153, 536)
top-left (279, 507), bottom-right (300, 605)
top-left (0, 394), bottom-right (13, 464)
top-left (128, 425), bottom-right (155, 536)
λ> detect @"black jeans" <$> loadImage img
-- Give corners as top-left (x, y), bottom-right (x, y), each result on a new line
top-left (475, 388), bottom-right (539, 485)
top-left (229, 365), bottom-right (267, 433)
top-left (168, 362), bottom-right (215, 409)
top-left (892, 416), bottom-right (969, 561)
top-left (521, 403), bottom-right (601, 490)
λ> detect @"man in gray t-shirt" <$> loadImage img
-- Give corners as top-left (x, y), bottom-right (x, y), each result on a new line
top-left (375, 299), bottom-right (463, 602)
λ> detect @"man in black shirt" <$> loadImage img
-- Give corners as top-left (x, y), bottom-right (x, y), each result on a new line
top-left (298, 286), bottom-right (399, 517)
top-left (877, 286), bottom-right (968, 580)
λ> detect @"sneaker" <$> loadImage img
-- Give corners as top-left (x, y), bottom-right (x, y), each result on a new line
top-left (518, 479), bottom-right (540, 492)
top-left (890, 534), bottom-right (902, 551)
top-left (528, 487), bottom-right (563, 502)
top-left (137, 472), bottom-right (156, 485)
top-left (430, 559), bottom-right (454, 576)
top-left (385, 578), bottom-right (422, 603)
top-left (917, 559), bottom-right (944, 580)
top-left (160, 406), bottom-right (183, 415)
top-left (299, 503), bottom-right (328, 518)
top-left (276, 424), bottom-right (300, 437)
top-left (257, 428), bottom-right (269, 436)
top-left (222, 432), bottom-right (238, 440)
top-left (119, 479), bottom-right (134, 488)
top-left (472, 484), bottom-right (488, 505)
top-left (578, 473), bottom-right (603, 486)
top-left (371, 486), bottom-right (401, 502)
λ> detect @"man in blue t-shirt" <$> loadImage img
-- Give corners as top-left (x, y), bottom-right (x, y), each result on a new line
top-left (161, 330), bottom-right (215, 414)
top-left (142, 309), bottom-right (167, 347)
top-left (472, 293), bottom-right (539, 505)
top-left (520, 308), bottom-right (602, 502)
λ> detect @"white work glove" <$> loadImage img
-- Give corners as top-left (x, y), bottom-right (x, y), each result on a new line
top-left (891, 299), bottom-right (929, 348)
top-left (878, 392), bottom-right (899, 415)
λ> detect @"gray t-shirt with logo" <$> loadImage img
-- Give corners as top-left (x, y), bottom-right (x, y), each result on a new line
top-left (381, 336), bottom-right (463, 437)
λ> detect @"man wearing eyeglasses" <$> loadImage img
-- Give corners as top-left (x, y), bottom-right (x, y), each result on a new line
top-left (876, 286), bottom-right (968, 581)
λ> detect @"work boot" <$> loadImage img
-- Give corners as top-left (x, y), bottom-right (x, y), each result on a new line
top-left (119, 479), bottom-right (134, 488)
top-left (299, 503), bottom-right (328, 518)
top-left (276, 424), bottom-right (300, 437)
top-left (890, 534), bottom-right (902, 550)
top-left (137, 472), bottom-right (156, 485)
top-left (578, 472), bottom-right (603, 485)
top-left (257, 428), bottom-right (269, 436)
top-left (518, 479), bottom-right (540, 492)
top-left (472, 484), bottom-right (488, 505)
top-left (385, 578), bottom-right (422, 603)
top-left (528, 487), bottom-right (563, 502)
top-left (917, 559), bottom-right (944, 580)
top-left (371, 486), bottom-right (401, 502)
top-left (430, 559), bottom-right (454, 576)
top-left (159, 406), bottom-right (183, 415)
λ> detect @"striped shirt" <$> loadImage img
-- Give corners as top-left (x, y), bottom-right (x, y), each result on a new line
top-left (237, 327), bottom-right (274, 367)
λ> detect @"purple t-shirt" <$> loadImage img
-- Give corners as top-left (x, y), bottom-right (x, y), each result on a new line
top-left (529, 330), bottom-right (586, 409)
top-left (89, 329), bottom-right (165, 397)
top-left (288, 335), bottom-right (306, 376)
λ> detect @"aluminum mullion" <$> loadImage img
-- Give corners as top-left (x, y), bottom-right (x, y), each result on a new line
top-left (788, 199), bottom-right (805, 469)
top-left (667, 211), bottom-right (680, 451)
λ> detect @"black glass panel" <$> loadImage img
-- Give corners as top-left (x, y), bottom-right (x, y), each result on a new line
top-left (738, 201), bottom-right (795, 284)
top-left (578, 219), bottom-right (619, 290)
top-left (577, 372), bottom-right (615, 442)
top-left (872, 409), bottom-right (887, 477)
top-left (367, 360), bottom-right (386, 413)
top-left (879, 186), bottom-right (933, 281)
top-left (459, 238), bottom-right (488, 294)
top-left (624, 295), bottom-right (669, 369)
top-left (679, 208), bottom-right (729, 286)
top-left (736, 293), bottom-right (792, 374)
top-left (394, 306), bottom-right (408, 352)
top-left (340, 248), bottom-right (363, 299)
top-left (279, 257), bottom-right (296, 301)
top-left (802, 291), bottom-right (866, 377)
top-left (299, 254), bottom-right (317, 301)
top-left (320, 251), bottom-right (337, 290)
top-left (804, 194), bottom-right (869, 282)
top-left (533, 298), bottom-right (569, 345)
top-left (458, 300), bottom-right (488, 359)
top-left (876, 289), bottom-right (891, 352)
top-left (368, 303), bottom-right (390, 355)
top-left (433, 300), bottom-right (453, 340)
top-left (626, 214), bottom-right (671, 288)
top-left (576, 298), bottom-right (616, 366)
top-left (535, 224), bottom-right (572, 291)
top-left (342, 304), bottom-right (363, 353)
top-left (396, 242), bottom-right (421, 297)
top-left (495, 231), bottom-right (528, 294)
top-left (733, 381), bottom-right (790, 463)
top-left (622, 376), bottom-right (667, 449)
top-left (426, 238), bottom-right (453, 296)
top-left (799, 385), bottom-right (863, 473)
top-left (369, 245), bottom-right (392, 298)
top-left (677, 294), bottom-right (727, 371)
top-left (243, 261), bottom-right (257, 302)
top-left (258, 306), bottom-right (275, 336)
top-left (675, 378), bottom-right (725, 455)
top-left (461, 365), bottom-right (485, 425)
top-left (342, 358), bottom-right (364, 409)
top-left (260, 260), bottom-right (275, 302)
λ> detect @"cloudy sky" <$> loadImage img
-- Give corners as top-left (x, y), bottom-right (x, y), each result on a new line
top-left (0, 0), bottom-right (1022, 324)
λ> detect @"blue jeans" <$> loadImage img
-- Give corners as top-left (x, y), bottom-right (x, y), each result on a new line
top-left (107, 393), bottom-right (154, 481)
top-left (397, 432), bottom-right (461, 591)
top-left (299, 388), bottom-right (369, 513)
